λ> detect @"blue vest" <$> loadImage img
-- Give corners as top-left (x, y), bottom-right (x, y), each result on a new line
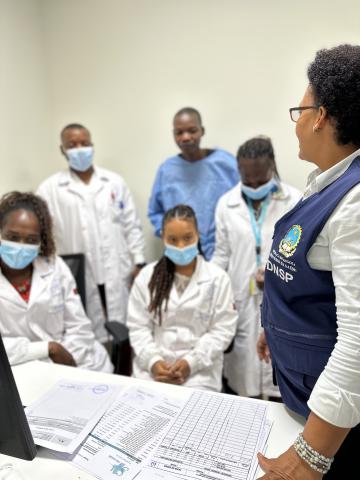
top-left (262, 157), bottom-right (360, 418)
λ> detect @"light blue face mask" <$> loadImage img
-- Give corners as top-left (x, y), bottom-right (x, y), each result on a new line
top-left (164, 242), bottom-right (199, 266)
top-left (0, 240), bottom-right (40, 270)
top-left (241, 177), bottom-right (277, 201)
top-left (66, 146), bottom-right (94, 172)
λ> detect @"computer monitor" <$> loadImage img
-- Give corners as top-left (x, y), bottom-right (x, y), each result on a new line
top-left (0, 333), bottom-right (37, 460)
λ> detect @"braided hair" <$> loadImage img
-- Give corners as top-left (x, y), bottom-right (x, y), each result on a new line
top-left (0, 191), bottom-right (56, 258)
top-left (236, 135), bottom-right (281, 180)
top-left (148, 205), bottom-right (202, 324)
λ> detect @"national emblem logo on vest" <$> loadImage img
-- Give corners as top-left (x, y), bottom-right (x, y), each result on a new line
top-left (279, 224), bottom-right (302, 258)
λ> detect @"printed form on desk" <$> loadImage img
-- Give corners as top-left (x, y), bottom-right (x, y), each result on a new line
top-left (138, 390), bottom-right (272, 480)
top-left (25, 380), bottom-right (121, 454)
top-left (33, 382), bottom-right (272, 480)
top-left (68, 385), bottom-right (187, 480)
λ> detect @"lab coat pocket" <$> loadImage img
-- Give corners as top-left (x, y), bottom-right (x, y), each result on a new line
top-left (109, 194), bottom-right (125, 225)
top-left (110, 204), bottom-right (123, 224)
top-left (194, 283), bottom-right (214, 329)
top-left (46, 307), bottom-right (65, 338)
top-left (49, 280), bottom-right (64, 312)
top-left (194, 307), bottom-right (212, 331)
top-left (47, 282), bottom-right (65, 336)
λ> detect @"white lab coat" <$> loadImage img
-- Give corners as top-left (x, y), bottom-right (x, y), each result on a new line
top-left (37, 167), bottom-right (145, 341)
top-left (127, 256), bottom-right (237, 391)
top-left (0, 256), bottom-right (112, 372)
top-left (212, 181), bottom-right (302, 397)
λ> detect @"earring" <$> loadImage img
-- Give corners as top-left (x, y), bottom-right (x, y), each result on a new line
top-left (313, 125), bottom-right (320, 133)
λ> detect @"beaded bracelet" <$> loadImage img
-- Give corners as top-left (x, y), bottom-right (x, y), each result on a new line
top-left (293, 433), bottom-right (334, 474)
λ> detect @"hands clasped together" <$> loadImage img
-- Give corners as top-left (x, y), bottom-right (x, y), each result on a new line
top-left (151, 359), bottom-right (190, 385)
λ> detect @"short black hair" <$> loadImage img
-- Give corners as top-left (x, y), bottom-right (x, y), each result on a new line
top-left (60, 123), bottom-right (89, 141)
top-left (0, 191), bottom-right (56, 258)
top-left (308, 44), bottom-right (360, 146)
top-left (237, 136), bottom-right (280, 179)
top-left (174, 107), bottom-right (202, 125)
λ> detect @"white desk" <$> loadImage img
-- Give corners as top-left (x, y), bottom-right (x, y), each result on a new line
top-left (0, 361), bottom-right (305, 479)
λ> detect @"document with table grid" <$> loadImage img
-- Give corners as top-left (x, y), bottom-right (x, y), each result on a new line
top-left (137, 390), bottom-right (272, 480)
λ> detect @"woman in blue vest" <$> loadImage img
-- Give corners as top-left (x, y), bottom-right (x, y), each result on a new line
top-left (257, 44), bottom-right (360, 479)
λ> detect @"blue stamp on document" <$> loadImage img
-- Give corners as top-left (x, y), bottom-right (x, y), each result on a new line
top-left (92, 384), bottom-right (109, 395)
top-left (111, 463), bottom-right (129, 476)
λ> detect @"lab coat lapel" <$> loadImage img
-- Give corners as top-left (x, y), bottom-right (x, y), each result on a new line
top-left (227, 184), bottom-right (249, 220)
top-left (168, 279), bottom-right (181, 308)
top-left (28, 258), bottom-right (54, 307)
top-left (57, 170), bottom-right (86, 200)
top-left (176, 256), bottom-right (211, 308)
top-left (92, 167), bottom-right (107, 196)
top-left (58, 169), bottom-right (106, 199)
top-left (0, 270), bottom-right (26, 309)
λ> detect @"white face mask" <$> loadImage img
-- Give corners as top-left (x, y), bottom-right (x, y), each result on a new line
top-left (164, 242), bottom-right (199, 266)
top-left (66, 146), bottom-right (94, 172)
top-left (0, 239), bottom-right (39, 270)
top-left (241, 177), bottom-right (277, 200)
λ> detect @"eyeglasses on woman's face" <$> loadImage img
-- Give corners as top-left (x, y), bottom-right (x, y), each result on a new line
top-left (289, 106), bottom-right (318, 122)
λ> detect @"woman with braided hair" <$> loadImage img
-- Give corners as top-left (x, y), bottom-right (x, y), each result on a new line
top-left (0, 191), bottom-right (112, 372)
top-left (127, 204), bottom-right (237, 391)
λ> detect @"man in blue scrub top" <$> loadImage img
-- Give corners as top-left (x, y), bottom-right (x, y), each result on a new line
top-left (148, 107), bottom-right (239, 259)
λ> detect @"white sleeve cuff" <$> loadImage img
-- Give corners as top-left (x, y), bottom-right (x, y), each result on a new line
top-left (183, 353), bottom-right (198, 375)
top-left (27, 341), bottom-right (50, 362)
top-left (308, 373), bottom-right (360, 428)
top-left (133, 254), bottom-right (146, 265)
top-left (148, 354), bottom-right (164, 373)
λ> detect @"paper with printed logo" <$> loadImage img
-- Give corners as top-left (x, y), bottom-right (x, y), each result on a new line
top-left (70, 386), bottom-right (187, 480)
top-left (25, 379), bottom-right (121, 453)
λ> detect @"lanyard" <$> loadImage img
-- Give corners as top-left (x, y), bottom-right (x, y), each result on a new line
top-left (247, 195), bottom-right (271, 267)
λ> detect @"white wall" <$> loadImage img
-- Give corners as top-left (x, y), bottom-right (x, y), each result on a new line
top-left (3, 0), bottom-right (360, 260)
top-left (0, 0), bottom-right (50, 193)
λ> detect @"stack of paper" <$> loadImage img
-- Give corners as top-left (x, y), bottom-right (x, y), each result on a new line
top-left (138, 390), bottom-right (272, 480)
top-left (70, 386), bottom-right (187, 480)
top-left (26, 382), bottom-right (272, 480)
top-left (25, 380), bottom-right (121, 454)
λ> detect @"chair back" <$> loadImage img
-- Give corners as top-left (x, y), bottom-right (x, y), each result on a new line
top-left (60, 253), bottom-right (132, 376)
top-left (60, 253), bottom-right (86, 312)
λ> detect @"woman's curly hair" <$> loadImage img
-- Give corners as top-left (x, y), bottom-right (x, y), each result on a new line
top-left (0, 191), bottom-right (56, 258)
top-left (308, 44), bottom-right (360, 147)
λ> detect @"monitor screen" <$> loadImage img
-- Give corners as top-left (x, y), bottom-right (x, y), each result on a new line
top-left (0, 333), bottom-right (37, 460)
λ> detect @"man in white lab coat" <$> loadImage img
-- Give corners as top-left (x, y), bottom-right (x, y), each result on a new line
top-left (212, 136), bottom-right (301, 398)
top-left (37, 123), bottom-right (146, 342)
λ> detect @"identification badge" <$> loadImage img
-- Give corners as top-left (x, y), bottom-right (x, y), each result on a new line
top-left (249, 276), bottom-right (256, 296)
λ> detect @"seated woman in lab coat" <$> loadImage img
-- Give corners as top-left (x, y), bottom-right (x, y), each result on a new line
top-left (127, 204), bottom-right (237, 391)
top-left (212, 136), bottom-right (301, 399)
top-left (0, 191), bottom-right (112, 372)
